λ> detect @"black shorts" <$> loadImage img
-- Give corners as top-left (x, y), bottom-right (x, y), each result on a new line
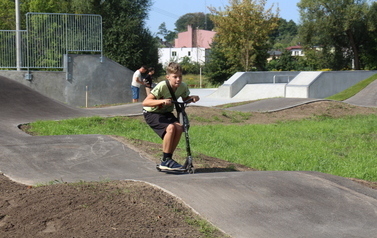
top-left (143, 111), bottom-right (178, 139)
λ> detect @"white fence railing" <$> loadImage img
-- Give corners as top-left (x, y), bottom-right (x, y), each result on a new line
top-left (273, 75), bottom-right (296, 84)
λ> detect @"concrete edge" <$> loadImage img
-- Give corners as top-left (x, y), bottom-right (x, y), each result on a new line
top-left (263, 99), bottom-right (333, 112)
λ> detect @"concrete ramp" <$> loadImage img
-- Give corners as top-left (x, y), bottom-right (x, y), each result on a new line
top-left (0, 75), bottom-right (155, 185)
top-left (0, 134), bottom-right (158, 185)
top-left (232, 83), bottom-right (286, 100)
top-left (285, 72), bottom-right (322, 98)
top-left (1, 75), bottom-right (377, 238)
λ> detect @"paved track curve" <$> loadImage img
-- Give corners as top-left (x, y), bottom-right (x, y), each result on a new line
top-left (344, 78), bottom-right (377, 107)
top-left (1, 76), bottom-right (376, 238)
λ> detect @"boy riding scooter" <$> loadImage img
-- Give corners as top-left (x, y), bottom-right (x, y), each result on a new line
top-left (142, 62), bottom-right (200, 171)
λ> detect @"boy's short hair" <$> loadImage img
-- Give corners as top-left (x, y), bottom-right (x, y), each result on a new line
top-left (148, 67), bottom-right (154, 72)
top-left (166, 62), bottom-right (182, 75)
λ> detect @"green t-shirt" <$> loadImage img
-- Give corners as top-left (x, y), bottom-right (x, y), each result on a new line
top-left (143, 80), bottom-right (190, 113)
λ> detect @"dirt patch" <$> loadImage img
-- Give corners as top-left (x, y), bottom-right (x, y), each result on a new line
top-left (0, 174), bottom-right (226, 238)
top-left (6, 100), bottom-right (377, 237)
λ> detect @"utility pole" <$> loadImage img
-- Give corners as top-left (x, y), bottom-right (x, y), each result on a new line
top-left (15, 0), bottom-right (21, 71)
top-left (204, 0), bottom-right (207, 30)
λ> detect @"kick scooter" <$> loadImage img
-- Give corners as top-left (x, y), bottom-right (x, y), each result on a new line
top-left (156, 98), bottom-right (195, 174)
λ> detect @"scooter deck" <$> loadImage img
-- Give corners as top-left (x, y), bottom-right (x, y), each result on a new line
top-left (156, 164), bottom-right (194, 174)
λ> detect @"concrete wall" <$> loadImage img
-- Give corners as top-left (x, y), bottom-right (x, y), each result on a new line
top-left (2, 64), bottom-right (376, 106)
top-left (233, 84), bottom-right (286, 99)
top-left (210, 71), bottom-right (299, 98)
top-left (65, 54), bottom-right (145, 107)
top-left (0, 54), bottom-right (144, 107)
top-left (308, 71), bottom-right (377, 98)
top-left (210, 70), bottom-right (377, 99)
top-left (0, 70), bottom-right (67, 103)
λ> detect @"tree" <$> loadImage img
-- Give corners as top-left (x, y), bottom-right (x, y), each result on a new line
top-left (268, 50), bottom-right (300, 71)
top-left (0, 0), bottom-right (16, 29)
top-left (360, 1), bottom-right (377, 69)
top-left (298, 0), bottom-right (370, 70)
top-left (69, 0), bottom-right (102, 14)
top-left (270, 19), bottom-right (298, 49)
top-left (209, 0), bottom-right (279, 72)
top-left (0, 0), bottom-right (73, 29)
top-left (205, 40), bottom-right (236, 85)
top-left (157, 22), bottom-right (176, 43)
top-left (175, 12), bottom-right (215, 32)
top-left (179, 56), bottom-right (200, 74)
top-left (157, 22), bottom-right (168, 37)
top-left (81, 0), bottom-right (158, 70)
top-left (24, 0), bottom-right (71, 13)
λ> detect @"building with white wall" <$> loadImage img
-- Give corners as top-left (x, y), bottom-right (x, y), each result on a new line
top-left (158, 47), bottom-right (209, 67)
top-left (159, 25), bottom-right (216, 67)
top-left (286, 45), bottom-right (304, 56)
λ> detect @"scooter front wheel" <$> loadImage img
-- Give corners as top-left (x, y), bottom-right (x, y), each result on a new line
top-left (188, 167), bottom-right (195, 174)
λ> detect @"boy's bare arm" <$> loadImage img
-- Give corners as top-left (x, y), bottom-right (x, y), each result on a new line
top-left (142, 94), bottom-right (172, 107)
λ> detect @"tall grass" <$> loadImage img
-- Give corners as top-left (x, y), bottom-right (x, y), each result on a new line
top-left (189, 114), bottom-right (377, 181)
top-left (28, 114), bottom-right (377, 181)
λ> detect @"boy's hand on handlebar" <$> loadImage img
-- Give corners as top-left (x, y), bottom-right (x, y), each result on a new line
top-left (189, 96), bottom-right (200, 103)
top-left (162, 99), bottom-right (172, 106)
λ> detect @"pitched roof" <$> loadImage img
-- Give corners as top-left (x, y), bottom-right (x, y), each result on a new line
top-left (286, 45), bottom-right (303, 51)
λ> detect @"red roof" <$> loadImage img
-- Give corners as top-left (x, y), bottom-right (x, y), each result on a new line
top-left (286, 45), bottom-right (303, 50)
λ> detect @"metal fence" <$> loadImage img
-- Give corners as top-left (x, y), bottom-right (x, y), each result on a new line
top-left (0, 13), bottom-right (102, 70)
top-left (0, 30), bottom-right (27, 68)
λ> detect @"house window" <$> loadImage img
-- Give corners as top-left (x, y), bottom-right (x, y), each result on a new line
top-left (172, 51), bottom-right (177, 56)
top-left (188, 51), bottom-right (191, 56)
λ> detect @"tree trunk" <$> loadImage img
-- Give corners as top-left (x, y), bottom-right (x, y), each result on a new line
top-left (346, 30), bottom-right (361, 70)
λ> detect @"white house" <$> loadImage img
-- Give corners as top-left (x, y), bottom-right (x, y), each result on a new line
top-left (158, 25), bottom-right (216, 67)
top-left (286, 45), bottom-right (304, 56)
top-left (158, 47), bottom-right (209, 67)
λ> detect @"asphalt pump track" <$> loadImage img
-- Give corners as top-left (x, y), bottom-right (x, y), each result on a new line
top-left (1, 76), bottom-right (376, 238)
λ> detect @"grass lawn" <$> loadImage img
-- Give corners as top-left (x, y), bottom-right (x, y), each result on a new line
top-left (27, 113), bottom-right (377, 182)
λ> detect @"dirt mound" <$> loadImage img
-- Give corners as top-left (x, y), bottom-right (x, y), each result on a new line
top-left (0, 174), bottom-right (227, 237)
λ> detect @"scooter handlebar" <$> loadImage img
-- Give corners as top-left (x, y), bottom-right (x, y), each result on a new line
top-left (184, 98), bottom-right (194, 103)
top-left (172, 98), bottom-right (193, 105)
